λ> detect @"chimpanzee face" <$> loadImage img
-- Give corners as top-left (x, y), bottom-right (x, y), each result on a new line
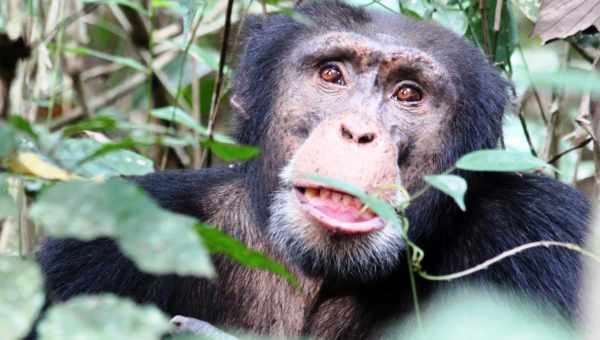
top-left (263, 17), bottom-right (460, 281)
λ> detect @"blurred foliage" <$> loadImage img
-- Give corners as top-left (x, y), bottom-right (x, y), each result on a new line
top-left (0, 0), bottom-right (599, 338)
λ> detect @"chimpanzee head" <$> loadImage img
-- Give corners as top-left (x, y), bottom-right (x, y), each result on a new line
top-left (232, 1), bottom-right (509, 281)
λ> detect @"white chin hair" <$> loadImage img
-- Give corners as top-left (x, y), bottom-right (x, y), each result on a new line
top-left (267, 188), bottom-right (406, 281)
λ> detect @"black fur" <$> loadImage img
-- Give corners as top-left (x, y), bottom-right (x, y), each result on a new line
top-left (37, 1), bottom-right (589, 338)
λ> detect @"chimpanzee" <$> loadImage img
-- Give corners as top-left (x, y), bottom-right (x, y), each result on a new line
top-left (38, 1), bottom-right (589, 339)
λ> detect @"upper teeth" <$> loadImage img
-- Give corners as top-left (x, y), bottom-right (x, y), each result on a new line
top-left (303, 187), bottom-right (375, 216)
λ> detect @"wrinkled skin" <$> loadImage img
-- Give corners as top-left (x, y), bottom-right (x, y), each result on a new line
top-left (263, 27), bottom-right (460, 280)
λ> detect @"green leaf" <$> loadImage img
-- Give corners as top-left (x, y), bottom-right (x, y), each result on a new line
top-left (0, 177), bottom-right (17, 219)
top-left (188, 44), bottom-right (220, 71)
top-left (305, 175), bottom-right (404, 231)
top-left (0, 124), bottom-right (17, 159)
top-left (202, 139), bottom-right (261, 162)
top-left (432, 8), bottom-right (468, 36)
top-left (37, 294), bottom-right (170, 340)
top-left (64, 46), bottom-right (146, 72)
top-left (456, 149), bottom-right (550, 172)
top-left (30, 179), bottom-right (214, 277)
top-left (195, 223), bottom-right (298, 287)
top-left (9, 116), bottom-right (38, 141)
top-left (0, 256), bottom-right (45, 340)
top-left (61, 116), bottom-right (118, 137)
top-left (151, 106), bottom-right (208, 135)
top-left (424, 175), bottom-right (467, 211)
top-left (523, 67), bottom-right (600, 95)
top-left (55, 139), bottom-right (154, 177)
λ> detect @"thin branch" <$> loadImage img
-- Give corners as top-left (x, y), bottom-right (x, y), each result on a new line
top-left (549, 137), bottom-right (592, 165)
top-left (491, 0), bottom-right (503, 60)
top-left (419, 241), bottom-right (600, 281)
top-left (518, 112), bottom-right (538, 157)
top-left (200, 0), bottom-right (235, 167)
top-left (570, 41), bottom-right (595, 63)
top-left (479, 0), bottom-right (491, 57)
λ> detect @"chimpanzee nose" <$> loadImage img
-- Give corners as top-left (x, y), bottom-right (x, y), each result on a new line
top-left (340, 123), bottom-right (377, 144)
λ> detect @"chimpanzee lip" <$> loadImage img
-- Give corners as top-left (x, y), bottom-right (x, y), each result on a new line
top-left (292, 182), bottom-right (385, 235)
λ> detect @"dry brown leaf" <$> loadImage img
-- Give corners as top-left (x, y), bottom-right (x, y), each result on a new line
top-left (533, 0), bottom-right (600, 43)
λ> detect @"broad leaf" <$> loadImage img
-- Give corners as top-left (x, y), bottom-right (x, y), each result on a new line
top-left (55, 139), bottom-right (154, 177)
top-left (424, 175), bottom-right (467, 211)
top-left (30, 179), bottom-right (214, 277)
top-left (306, 175), bottom-right (404, 231)
top-left (38, 294), bottom-right (169, 340)
top-left (0, 256), bottom-right (45, 340)
top-left (195, 223), bottom-right (298, 287)
top-left (432, 8), bottom-right (468, 36)
top-left (202, 139), bottom-right (260, 162)
top-left (456, 149), bottom-right (550, 172)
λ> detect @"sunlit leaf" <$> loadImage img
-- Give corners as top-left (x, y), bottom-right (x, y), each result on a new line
top-left (38, 294), bottom-right (170, 340)
top-left (306, 175), bottom-right (404, 231)
top-left (424, 174), bottom-right (467, 211)
top-left (9, 152), bottom-right (72, 181)
top-left (0, 256), bottom-right (44, 340)
top-left (30, 179), bottom-right (214, 277)
top-left (195, 223), bottom-right (298, 287)
top-left (202, 139), bottom-right (260, 162)
top-left (456, 149), bottom-right (550, 172)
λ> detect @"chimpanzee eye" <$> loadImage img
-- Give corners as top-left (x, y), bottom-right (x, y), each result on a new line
top-left (393, 83), bottom-right (423, 102)
top-left (319, 64), bottom-right (345, 85)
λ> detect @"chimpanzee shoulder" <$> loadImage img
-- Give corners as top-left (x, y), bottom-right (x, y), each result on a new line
top-left (420, 172), bottom-right (589, 316)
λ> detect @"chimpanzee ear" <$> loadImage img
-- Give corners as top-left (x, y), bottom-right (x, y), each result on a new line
top-left (231, 15), bottom-right (266, 121)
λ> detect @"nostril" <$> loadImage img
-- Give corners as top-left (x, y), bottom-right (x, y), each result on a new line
top-left (357, 133), bottom-right (375, 144)
top-left (341, 125), bottom-right (354, 141)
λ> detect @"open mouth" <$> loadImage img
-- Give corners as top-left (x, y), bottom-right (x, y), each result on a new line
top-left (294, 183), bottom-right (385, 234)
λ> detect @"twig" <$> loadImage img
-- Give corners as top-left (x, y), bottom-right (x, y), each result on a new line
top-left (479, 0), bottom-right (491, 57)
top-left (518, 112), bottom-right (538, 157)
top-left (570, 41), bottom-right (595, 63)
top-left (419, 241), bottom-right (600, 281)
top-left (200, 0), bottom-right (235, 167)
top-left (549, 138), bottom-right (592, 165)
top-left (34, 4), bottom-right (100, 48)
top-left (491, 0), bottom-right (503, 60)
